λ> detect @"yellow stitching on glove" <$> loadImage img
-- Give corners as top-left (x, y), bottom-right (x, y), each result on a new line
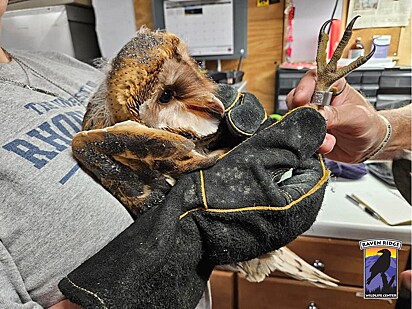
top-left (227, 110), bottom-right (268, 136)
top-left (218, 106), bottom-right (317, 161)
top-left (261, 112), bottom-right (268, 124)
top-left (179, 154), bottom-right (329, 220)
top-left (200, 170), bottom-right (208, 209)
top-left (179, 207), bottom-right (204, 220)
top-left (65, 277), bottom-right (108, 308)
top-left (227, 109), bottom-right (254, 137)
top-left (224, 92), bottom-right (243, 112)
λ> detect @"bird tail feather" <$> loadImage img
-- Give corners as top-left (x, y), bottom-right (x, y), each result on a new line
top-left (219, 247), bottom-right (339, 288)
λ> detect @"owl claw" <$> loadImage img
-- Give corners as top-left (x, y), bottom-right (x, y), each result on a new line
top-left (315, 15), bottom-right (375, 94)
top-left (319, 18), bottom-right (333, 34)
top-left (316, 19), bottom-right (335, 72)
top-left (328, 15), bottom-right (360, 68)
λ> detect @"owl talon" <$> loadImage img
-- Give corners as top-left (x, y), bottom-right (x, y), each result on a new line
top-left (328, 15), bottom-right (361, 67)
top-left (314, 15), bottom-right (375, 94)
top-left (316, 19), bottom-right (334, 72)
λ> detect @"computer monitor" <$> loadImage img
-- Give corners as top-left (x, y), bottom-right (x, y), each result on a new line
top-left (152, 0), bottom-right (247, 61)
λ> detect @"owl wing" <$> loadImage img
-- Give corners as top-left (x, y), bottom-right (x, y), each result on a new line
top-left (72, 120), bottom-right (219, 217)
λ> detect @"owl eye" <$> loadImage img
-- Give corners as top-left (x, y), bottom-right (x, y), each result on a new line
top-left (159, 89), bottom-right (174, 104)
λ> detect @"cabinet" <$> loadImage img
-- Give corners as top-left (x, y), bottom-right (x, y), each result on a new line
top-left (210, 236), bottom-right (411, 309)
top-left (1, 3), bottom-right (100, 63)
top-left (210, 270), bottom-right (236, 309)
top-left (274, 67), bottom-right (412, 115)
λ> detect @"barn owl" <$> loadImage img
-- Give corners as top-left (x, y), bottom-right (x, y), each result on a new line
top-left (82, 27), bottom-right (224, 141)
top-left (72, 27), bottom-right (338, 287)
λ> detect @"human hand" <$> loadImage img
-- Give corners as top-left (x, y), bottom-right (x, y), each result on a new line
top-left (286, 70), bottom-right (387, 163)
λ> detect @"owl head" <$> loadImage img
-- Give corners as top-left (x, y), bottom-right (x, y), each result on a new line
top-left (84, 27), bottom-right (225, 140)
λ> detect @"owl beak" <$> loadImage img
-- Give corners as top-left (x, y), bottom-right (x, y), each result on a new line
top-left (186, 95), bottom-right (225, 119)
top-left (207, 96), bottom-right (225, 118)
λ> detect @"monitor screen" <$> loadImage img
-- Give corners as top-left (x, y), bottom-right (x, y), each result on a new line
top-left (152, 0), bottom-right (247, 60)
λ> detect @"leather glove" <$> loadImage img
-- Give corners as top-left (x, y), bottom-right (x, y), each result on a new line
top-left (210, 84), bottom-right (274, 150)
top-left (217, 84), bottom-right (271, 137)
top-left (59, 106), bottom-right (329, 309)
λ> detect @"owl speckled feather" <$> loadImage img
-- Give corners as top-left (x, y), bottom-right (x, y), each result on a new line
top-left (72, 27), bottom-right (338, 287)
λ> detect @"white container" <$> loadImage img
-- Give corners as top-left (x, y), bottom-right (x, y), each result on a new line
top-left (372, 35), bottom-right (391, 58)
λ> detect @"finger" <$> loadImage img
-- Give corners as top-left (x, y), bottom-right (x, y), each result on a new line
top-left (323, 103), bottom-right (377, 132)
top-left (285, 88), bottom-right (296, 110)
top-left (285, 70), bottom-right (317, 109)
top-left (318, 133), bottom-right (336, 154)
top-left (292, 70), bottom-right (317, 106)
top-left (320, 105), bottom-right (341, 130)
top-left (317, 104), bottom-right (346, 131)
top-left (329, 78), bottom-right (347, 95)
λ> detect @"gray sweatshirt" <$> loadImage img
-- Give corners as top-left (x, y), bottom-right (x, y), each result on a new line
top-left (0, 50), bottom-right (210, 309)
top-left (0, 50), bottom-right (134, 308)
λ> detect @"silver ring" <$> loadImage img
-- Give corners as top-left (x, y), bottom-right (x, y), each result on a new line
top-left (311, 91), bottom-right (333, 106)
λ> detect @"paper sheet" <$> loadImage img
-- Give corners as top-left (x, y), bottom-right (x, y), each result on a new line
top-left (92, 0), bottom-right (137, 58)
top-left (352, 189), bottom-right (412, 226)
top-left (347, 0), bottom-right (411, 29)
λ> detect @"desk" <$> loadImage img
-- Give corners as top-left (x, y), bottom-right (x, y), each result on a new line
top-left (306, 173), bottom-right (411, 244)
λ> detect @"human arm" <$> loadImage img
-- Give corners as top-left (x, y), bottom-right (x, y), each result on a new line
top-left (286, 70), bottom-right (411, 163)
top-left (0, 242), bottom-right (43, 309)
top-left (287, 70), bottom-right (412, 293)
top-left (377, 106), bottom-right (411, 159)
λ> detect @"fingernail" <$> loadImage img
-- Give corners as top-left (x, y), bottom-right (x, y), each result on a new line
top-left (290, 88), bottom-right (297, 99)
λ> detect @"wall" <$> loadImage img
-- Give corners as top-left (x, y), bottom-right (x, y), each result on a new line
top-left (289, 0), bottom-right (344, 62)
top-left (132, 0), bottom-right (410, 114)
top-left (287, 0), bottom-right (411, 64)
top-left (134, 0), bottom-right (153, 30)
top-left (341, 0), bottom-right (411, 63)
top-left (133, 0), bottom-right (284, 114)
top-left (397, 14), bottom-right (411, 66)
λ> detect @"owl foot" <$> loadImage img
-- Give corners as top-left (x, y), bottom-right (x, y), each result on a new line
top-left (314, 15), bottom-right (375, 97)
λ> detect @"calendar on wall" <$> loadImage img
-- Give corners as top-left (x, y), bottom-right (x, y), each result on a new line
top-left (163, 0), bottom-right (234, 56)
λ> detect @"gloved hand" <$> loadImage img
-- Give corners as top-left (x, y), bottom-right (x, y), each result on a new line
top-left (210, 84), bottom-right (273, 151)
top-left (216, 84), bottom-right (271, 137)
top-left (59, 106), bottom-right (329, 309)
